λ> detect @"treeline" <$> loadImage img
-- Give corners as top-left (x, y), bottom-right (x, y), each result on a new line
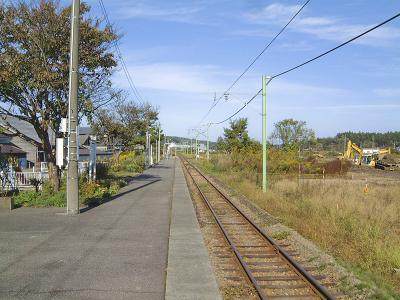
top-left (317, 131), bottom-right (400, 151)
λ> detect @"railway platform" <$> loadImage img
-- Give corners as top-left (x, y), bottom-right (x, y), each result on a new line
top-left (0, 158), bottom-right (220, 300)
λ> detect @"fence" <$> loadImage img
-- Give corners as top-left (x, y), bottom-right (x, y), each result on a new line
top-left (0, 171), bottom-right (49, 191)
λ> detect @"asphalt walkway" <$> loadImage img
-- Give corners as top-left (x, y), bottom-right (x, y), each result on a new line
top-left (0, 158), bottom-right (220, 300)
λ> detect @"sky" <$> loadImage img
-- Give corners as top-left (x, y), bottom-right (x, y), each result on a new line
top-left (83, 0), bottom-right (400, 141)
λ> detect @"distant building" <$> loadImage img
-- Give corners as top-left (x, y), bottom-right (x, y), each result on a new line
top-left (198, 143), bottom-right (206, 153)
top-left (78, 126), bottom-right (113, 162)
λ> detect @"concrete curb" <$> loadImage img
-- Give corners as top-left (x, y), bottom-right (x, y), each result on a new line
top-left (165, 159), bottom-right (221, 300)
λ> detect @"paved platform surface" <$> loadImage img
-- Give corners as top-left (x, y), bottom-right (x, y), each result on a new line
top-left (166, 160), bottom-right (221, 300)
top-left (0, 158), bottom-right (220, 299)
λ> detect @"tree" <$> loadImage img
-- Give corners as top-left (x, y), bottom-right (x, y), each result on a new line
top-left (0, 1), bottom-right (118, 190)
top-left (217, 118), bottom-right (259, 153)
top-left (271, 119), bottom-right (315, 150)
top-left (91, 100), bottom-right (159, 149)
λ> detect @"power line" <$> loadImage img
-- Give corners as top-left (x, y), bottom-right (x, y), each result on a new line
top-left (98, 0), bottom-right (146, 104)
top-left (212, 11), bottom-right (400, 125)
top-left (271, 11), bottom-right (400, 80)
top-left (213, 90), bottom-right (262, 125)
top-left (197, 0), bottom-right (311, 126)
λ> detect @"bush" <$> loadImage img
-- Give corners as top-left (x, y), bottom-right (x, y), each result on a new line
top-left (13, 173), bottom-right (125, 208)
top-left (13, 189), bottom-right (66, 207)
top-left (110, 151), bottom-right (145, 174)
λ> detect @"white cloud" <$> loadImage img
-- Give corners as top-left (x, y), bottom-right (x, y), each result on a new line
top-left (115, 63), bottom-right (229, 95)
top-left (244, 3), bottom-right (400, 46)
top-left (244, 3), bottom-right (302, 24)
top-left (297, 17), bottom-right (336, 27)
top-left (112, 2), bottom-right (204, 24)
top-left (373, 88), bottom-right (400, 97)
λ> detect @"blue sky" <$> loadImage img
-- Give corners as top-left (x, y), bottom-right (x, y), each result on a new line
top-left (85, 0), bottom-right (400, 141)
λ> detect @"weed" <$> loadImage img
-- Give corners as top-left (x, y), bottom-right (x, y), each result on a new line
top-left (271, 231), bottom-right (291, 240)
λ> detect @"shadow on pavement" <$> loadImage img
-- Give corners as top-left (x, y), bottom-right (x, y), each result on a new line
top-left (80, 175), bottom-right (161, 213)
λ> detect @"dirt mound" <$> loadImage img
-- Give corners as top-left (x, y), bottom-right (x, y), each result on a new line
top-left (324, 159), bottom-right (351, 174)
top-left (380, 154), bottom-right (399, 164)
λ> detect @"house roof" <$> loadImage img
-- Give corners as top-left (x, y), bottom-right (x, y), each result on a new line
top-left (79, 135), bottom-right (90, 146)
top-left (0, 144), bottom-right (26, 155)
top-left (0, 114), bottom-right (55, 145)
top-left (79, 127), bottom-right (92, 135)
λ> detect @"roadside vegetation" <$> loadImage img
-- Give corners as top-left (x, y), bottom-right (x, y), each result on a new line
top-left (193, 117), bottom-right (400, 298)
top-left (13, 151), bottom-right (145, 208)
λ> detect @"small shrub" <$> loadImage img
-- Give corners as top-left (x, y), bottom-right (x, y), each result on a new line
top-left (110, 151), bottom-right (145, 174)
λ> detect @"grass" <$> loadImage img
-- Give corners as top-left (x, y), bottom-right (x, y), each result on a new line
top-left (271, 231), bottom-right (291, 240)
top-left (109, 170), bottom-right (138, 178)
top-left (193, 154), bottom-right (400, 298)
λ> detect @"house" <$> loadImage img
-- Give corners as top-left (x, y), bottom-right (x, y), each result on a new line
top-left (0, 133), bottom-right (27, 168)
top-left (0, 116), bottom-right (114, 170)
top-left (78, 126), bottom-right (113, 162)
top-left (0, 115), bottom-right (55, 169)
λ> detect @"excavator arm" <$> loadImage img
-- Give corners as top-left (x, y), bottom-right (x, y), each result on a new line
top-left (345, 140), bottom-right (362, 164)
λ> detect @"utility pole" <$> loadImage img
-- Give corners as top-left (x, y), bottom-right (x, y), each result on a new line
top-left (155, 140), bottom-right (158, 163)
top-left (157, 125), bottom-right (161, 163)
top-left (146, 131), bottom-right (151, 166)
top-left (262, 76), bottom-right (270, 193)
top-left (207, 123), bottom-right (211, 161)
top-left (67, 0), bottom-right (80, 215)
top-left (195, 135), bottom-right (198, 160)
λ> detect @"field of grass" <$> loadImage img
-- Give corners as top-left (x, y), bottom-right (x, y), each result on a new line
top-left (193, 154), bottom-right (400, 298)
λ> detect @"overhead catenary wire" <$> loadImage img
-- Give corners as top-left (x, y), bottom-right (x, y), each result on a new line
top-left (98, 0), bottom-right (146, 104)
top-left (197, 0), bottom-right (311, 126)
top-left (211, 11), bottom-right (400, 125)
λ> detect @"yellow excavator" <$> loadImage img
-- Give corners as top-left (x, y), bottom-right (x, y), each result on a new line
top-left (344, 140), bottom-right (391, 166)
top-left (345, 140), bottom-right (363, 165)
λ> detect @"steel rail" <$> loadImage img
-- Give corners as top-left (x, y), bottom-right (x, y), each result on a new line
top-left (182, 160), bottom-right (268, 299)
top-left (182, 157), bottom-right (335, 300)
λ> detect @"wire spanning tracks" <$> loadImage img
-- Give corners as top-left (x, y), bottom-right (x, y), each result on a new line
top-left (182, 158), bottom-right (335, 300)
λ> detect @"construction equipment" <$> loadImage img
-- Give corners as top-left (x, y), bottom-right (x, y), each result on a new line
top-left (345, 140), bottom-right (363, 165)
top-left (344, 140), bottom-right (392, 167)
top-left (375, 154), bottom-right (399, 170)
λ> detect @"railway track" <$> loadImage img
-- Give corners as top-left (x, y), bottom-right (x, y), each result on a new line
top-left (181, 157), bottom-right (336, 300)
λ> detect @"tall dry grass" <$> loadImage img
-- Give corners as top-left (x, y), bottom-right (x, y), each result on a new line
top-left (195, 154), bottom-right (400, 296)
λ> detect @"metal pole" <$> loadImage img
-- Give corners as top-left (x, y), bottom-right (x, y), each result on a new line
top-left (207, 124), bottom-right (210, 161)
top-left (155, 140), bottom-right (158, 163)
top-left (67, 0), bottom-right (80, 215)
top-left (195, 136), bottom-right (198, 160)
top-left (158, 126), bottom-right (161, 163)
top-left (145, 131), bottom-right (149, 166)
top-left (262, 76), bottom-right (269, 193)
top-left (148, 133), bottom-right (152, 165)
